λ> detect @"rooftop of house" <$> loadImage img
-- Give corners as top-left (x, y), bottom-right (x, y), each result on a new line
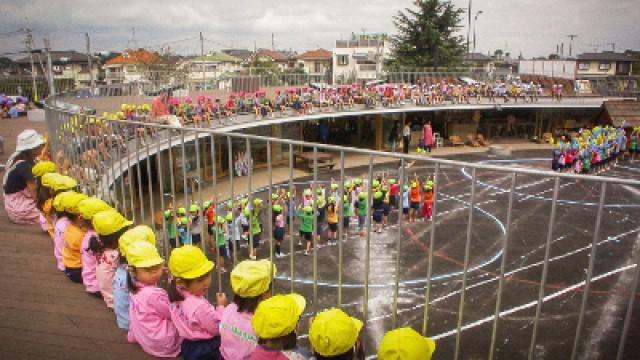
top-left (464, 53), bottom-right (493, 62)
top-left (191, 52), bottom-right (242, 63)
top-left (105, 49), bottom-right (164, 66)
top-left (256, 49), bottom-right (290, 62)
top-left (297, 49), bottom-right (332, 61)
top-left (577, 52), bottom-right (633, 62)
top-left (14, 50), bottom-right (100, 65)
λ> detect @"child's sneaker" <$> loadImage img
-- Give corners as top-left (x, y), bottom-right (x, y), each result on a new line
top-left (304, 251), bottom-right (310, 256)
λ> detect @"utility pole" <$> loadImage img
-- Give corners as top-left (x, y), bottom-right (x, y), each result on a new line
top-left (467, 0), bottom-right (472, 54)
top-left (85, 33), bottom-right (95, 90)
top-left (607, 42), bottom-right (616, 52)
top-left (561, 42), bottom-right (564, 58)
top-left (271, 33), bottom-right (275, 51)
top-left (568, 35), bottom-right (577, 57)
top-left (200, 32), bottom-right (205, 91)
top-left (44, 38), bottom-right (55, 96)
top-left (24, 28), bottom-right (38, 102)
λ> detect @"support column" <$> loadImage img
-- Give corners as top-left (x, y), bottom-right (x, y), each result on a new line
top-left (272, 124), bottom-right (282, 160)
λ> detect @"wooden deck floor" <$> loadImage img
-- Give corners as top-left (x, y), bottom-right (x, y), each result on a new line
top-left (0, 116), bottom-right (155, 359)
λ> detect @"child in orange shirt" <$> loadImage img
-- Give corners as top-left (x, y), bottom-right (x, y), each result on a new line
top-left (61, 192), bottom-right (89, 283)
top-left (422, 185), bottom-right (434, 221)
top-left (409, 177), bottom-right (421, 223)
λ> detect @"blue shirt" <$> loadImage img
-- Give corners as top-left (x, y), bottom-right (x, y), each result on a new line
top-left (112, 264), bottom-right (130, 330)
top-left (402, 191), bottom-right (409, 208)
top-left (178, 226), bottom-right (191, 245)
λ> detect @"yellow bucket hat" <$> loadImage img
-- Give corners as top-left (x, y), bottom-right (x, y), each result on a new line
top-left (230, 260), bottom-right (276, 298)
top-left (309, 308), bottom-right (363, 357)
top-left (126, 241), bottom-right (164, 269)
top-left (168, 245), bottom-right (214, 279)
top-left (53, 191), bottom-right (74, 212)
top-left (62, 192), bottom-right (88, 215)
top-left (252, 293), bottom-right (306, 340)
top-left (32, 161), bottom-right (57, 177)
top-left (77, 197), bottom-right (112, 220)
top-left (92, 209), bottom-right (133, 236)
top-left (51, 175), bottom-right (78, 192)
top-left (377, 327), bottom-right (436, 360)
top-left (119, 225), bottom-right (156, 258)
top-left (41, 172), bottom-right (61, 188)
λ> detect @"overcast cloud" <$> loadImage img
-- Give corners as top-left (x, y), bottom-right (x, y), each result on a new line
top-left (0, 0), bottom-right (639, 59)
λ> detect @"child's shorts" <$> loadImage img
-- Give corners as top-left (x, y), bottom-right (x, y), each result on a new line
top-left (343, 216), bottom-right (350, 229)
top-left (251, 233), bottom-right (261, 249)
top-left (403, 207), bottom-right (409, 215)
top-left (218, 246), bottom-right (228, 258)
top-left (181, 336), bottom-right (221, 360)
top-left (410, 201), bottom-right (420, 210)
top-left (191, 233), bottom-right (201, 245)
top-left (169, 238), bottom-right (177, 248)
top-left (274, 227), bottom-right (285, 241)
top-left (383, 204), bottom-right (390, 216)
top-left (389, 196), bottom-right (397, 208)
top-left (300, 231), bottom-right (312, 241)
top-left (65, 267), bottom-right (82, 283)
top-left (207, 225), bottom-right (215, 235)
top-left (328, 223), bottom-right (338, 232)
top-left (373, 210), bottom-right (383, 223)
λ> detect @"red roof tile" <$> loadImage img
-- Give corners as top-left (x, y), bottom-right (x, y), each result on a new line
top-left (297, 49), bottom-right (332, 60)
top-left (106, 50), bottom-right (162, 65)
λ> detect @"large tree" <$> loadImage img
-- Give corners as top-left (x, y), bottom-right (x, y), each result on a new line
top-left (389, 0), bottom-right (466, 69)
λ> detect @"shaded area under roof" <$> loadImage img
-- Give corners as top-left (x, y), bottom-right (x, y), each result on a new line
top-left (602, 100), bottom-right (640, 127)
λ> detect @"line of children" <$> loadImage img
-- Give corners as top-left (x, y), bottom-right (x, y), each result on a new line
top-left (551, 126), bottom-right (627, 174)
top-left (34, 169), bottom-right (438, 360)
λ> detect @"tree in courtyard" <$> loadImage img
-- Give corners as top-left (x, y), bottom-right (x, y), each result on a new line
top-left (389, 0), bottom-right (466, 69)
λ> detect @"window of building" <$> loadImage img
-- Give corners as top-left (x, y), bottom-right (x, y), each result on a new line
top-left (337, 55), bottom-right (349, 66)
top-left (578, 62), bottom-right (590, 70)
top-left (598, 62), bottom-right (611, 70)
top-left (314, 61), bottom-right (322, 73)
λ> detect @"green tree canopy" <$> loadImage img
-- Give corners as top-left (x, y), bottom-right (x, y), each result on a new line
top-left (389, 0), bottom-right (466, 69)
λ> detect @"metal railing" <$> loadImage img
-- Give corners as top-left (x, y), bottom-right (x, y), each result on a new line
top-left (43, 90), bottom-right (640, 359)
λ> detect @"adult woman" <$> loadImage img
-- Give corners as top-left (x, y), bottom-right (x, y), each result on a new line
top-left (423, 122), bottom-right (433, 152)
top-left (3, 129), bottom-right (46, 224)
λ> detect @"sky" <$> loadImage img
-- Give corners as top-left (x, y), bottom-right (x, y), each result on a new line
top-left (0, 0), bottom-right (639, 59)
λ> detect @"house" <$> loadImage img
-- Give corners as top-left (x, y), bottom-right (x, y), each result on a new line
top-left (576, 52), bottom-right (633, 78)
top-left (463, 53), bottom-right (495, 73)
top-left (221, 49), bottom-right (254, 65)
top-left (178, 52), bottom-right (242, 90)
top-left (297, 49), bottom-right (332, 78)
top-left (255, 49), bottom-right (295, 71)
top-left (14, 50), bottom-right (102, 87)
top-left (103, 49), bottom-right (166, 85)
top-left (332, 35), bottom-right (391, 84)
top-left (600, 100), bottom-right (640, 128)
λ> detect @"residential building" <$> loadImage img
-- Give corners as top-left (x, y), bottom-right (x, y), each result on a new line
top-left (254, 49), bottom-right (295, 71)
top-left (221, 49), bottom-right (254, 65)
top-left (103, 49), bottom-right (166, 85)
top-left (463, 53), bottom-right (495, 73)
top-left (178, 52), bottom-right (242, 89)
top-left (332, 35), bottom-right (391, 84)
top-left (576, 52), bottom-right (633, 78)
top-left (14, 50), bottom-right (102, 87)
top-left (296, 49), bottom-right (332, 78)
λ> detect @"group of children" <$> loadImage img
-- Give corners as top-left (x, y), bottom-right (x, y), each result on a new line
top-left (551, 126), bottom-right (628, 174)
top-left (27, 159), bottom-right (436, 360)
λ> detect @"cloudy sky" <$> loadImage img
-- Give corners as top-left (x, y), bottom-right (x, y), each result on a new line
top-left (1, 0), bottom-right (639, 59)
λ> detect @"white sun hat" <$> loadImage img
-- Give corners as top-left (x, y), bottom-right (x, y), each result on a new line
top-left (15, 129), bottom-right (44, 152)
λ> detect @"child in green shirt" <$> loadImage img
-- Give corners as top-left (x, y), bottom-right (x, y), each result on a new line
top-left (297, 205), bottom-right (315, 256)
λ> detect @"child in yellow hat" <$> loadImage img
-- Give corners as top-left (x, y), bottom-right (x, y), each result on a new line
top-left (77, 197), bottom-right (111, 297)
top-left (114, 225), bottom-right (157, 330)
top-left (249, 293), bottom-right (309, 359)
top-left (219, 260), bottom-right (275, 359)
top-left (52, 190), bottom-right (76, 271)
top-left (61, 192), bottom-right (88, 283)
top-left (31, 161), bottom-right (57, 234)
top-left (91, 209), bottom-right (133, 309)
top-left (377, 327), bottom-right (435, 360)
top-left (126, 241), bottom-right (181, 357)
top-left (308, 308), bottom-right (364, 360)
top-left (168, 246), bottom-right (228, 360)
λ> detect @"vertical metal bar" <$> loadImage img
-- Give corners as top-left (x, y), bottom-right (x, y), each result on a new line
top-left (392, 157), bottom-right (405, 327)
top-left (103, 119), bottom-right (114, 205)
top-left (454, 166), bottom-right (477, 360)
top-left (156, 132), bottom-right (168, 259)
top-left (194, 131), bottom-right (205, 253)
top-left (134, 124), bottom-right (145, 223)
top-left (144, 126), bottom-right (155, 237)
top-left (337, 150), bottom-right (345, 306)
top-left (267, 141), bottom-right (274, 293)
top-left (288, 144), bottom-right (295, 293)
top-left (616, 233), bottom-right (640, 360)
top-left (363, 154), bottom-right (374, 326)
top-left (422, 162), bottom-right (440, 335)
top-left (115, 122), bottom-right (127, 217)
top-left (168, 130), bottom-right (177, 246)
top-left (125, 122), bottom-right (136, 223)
top-left (180, 130), bottom-right (190, 236)
top-left (210, 134), bottom-right (221, 292)
top-left (488, 172), bottom-right (517, 360)
top-left (571, 182), bottom-right (607, 360)
top-left (227, 136), bottom-right (238, 265)
top-left (246, 138), bottom-right (254, 254)
top-left (528, 176), bottom-right (561, 360)
top-left (312, 146), bottom-right (319, 315)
